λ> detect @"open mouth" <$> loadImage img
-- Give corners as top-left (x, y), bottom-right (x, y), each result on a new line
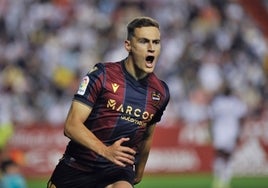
top-left (146, 55), bottom-right (155, 63)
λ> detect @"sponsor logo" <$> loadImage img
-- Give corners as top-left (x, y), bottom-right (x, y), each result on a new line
top-left (107, 98), bottom-right (154, 126)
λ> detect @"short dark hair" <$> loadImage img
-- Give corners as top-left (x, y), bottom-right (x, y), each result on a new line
top-left (127, 17), bottom-right (160, 40)
top-left (1, 159), bottom-right (17, 173)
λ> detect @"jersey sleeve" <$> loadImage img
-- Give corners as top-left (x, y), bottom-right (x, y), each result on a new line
top-left (149, 81), bottom-right (170, 125)
top-left (73, 63), bottom-right (105, 107)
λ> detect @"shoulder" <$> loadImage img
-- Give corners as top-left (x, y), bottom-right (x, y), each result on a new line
top-left (148, 73), bottom-right (170, 105)
top-left (86, 61), bottom-right (121, 76)
top-left (100, 61), bottom-right (121, 69)
top-left (148, 73), bottom-right (170, 93)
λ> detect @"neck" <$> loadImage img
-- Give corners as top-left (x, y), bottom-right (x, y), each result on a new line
top-left (124, 57), bottom-right (147, 80)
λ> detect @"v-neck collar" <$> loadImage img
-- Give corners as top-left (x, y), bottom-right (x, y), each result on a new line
top-left (120, 59), bottom-right (150, 86)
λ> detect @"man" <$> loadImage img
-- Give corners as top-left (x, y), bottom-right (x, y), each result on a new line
top-left (209, 84), bottom-right (247, 188)
top-left (47, 16), bottom-right (170, 188)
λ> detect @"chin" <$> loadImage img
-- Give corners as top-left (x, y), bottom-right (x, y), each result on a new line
top-left (145, 68), bottom-right (154, 73)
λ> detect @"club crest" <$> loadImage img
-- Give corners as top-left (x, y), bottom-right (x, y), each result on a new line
top-left (151, 91), bottom-right (161, 106)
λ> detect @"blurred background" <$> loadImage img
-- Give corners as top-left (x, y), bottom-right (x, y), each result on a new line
top-left (1, 0), bottom-right (268, 187)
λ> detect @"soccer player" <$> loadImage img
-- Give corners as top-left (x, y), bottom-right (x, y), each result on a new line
top-left (47, 16), bottom-right (170, 188)
top-left (209, 84), bottom-right (247, 188)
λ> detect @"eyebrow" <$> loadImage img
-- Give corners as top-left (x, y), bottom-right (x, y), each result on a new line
top-left (134, 36), bottom-right (160, 42)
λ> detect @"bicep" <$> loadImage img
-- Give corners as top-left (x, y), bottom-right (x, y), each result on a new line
top-left (68, 100), bottom-right (92, 121)
top-left (64, 100), bottom-right (92, 137)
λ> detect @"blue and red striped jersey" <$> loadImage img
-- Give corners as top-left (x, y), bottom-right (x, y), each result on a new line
top-left (64, 60), bottom-right (170, 170)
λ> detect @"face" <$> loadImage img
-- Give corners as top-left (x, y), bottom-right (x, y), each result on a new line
top-left (125, 26), bottom-right (161, 76)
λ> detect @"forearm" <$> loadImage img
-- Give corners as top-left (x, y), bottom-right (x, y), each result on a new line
top-left (64, 101), bottom-right (108, 157)
top-left (64, 121), bottom-right (108, 157)
top-left (64, 101), bottom-right (136, 167)
top-left (135, 125), bottom-right (155, 184)
top-left (135, 148), bottom-right (150, 183)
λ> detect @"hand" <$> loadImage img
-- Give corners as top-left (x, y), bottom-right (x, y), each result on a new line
top-left (104, 137), bottom-right (136, 167)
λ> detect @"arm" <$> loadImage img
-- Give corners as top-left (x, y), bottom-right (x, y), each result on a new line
top-left (134, 124), bottom-right (156, 184)
top-left (64, 100), bottom-right (136, 167)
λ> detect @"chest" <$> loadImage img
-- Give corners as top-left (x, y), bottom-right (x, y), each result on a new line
top-left (101, 74), bottom-right (161, 123)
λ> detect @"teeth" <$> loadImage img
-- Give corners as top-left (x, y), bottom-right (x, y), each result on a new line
top-left (146, 56), bottom-right (154, 62)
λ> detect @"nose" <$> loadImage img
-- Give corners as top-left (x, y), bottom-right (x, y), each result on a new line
top-left (148, 42), bottom-right (155, 52)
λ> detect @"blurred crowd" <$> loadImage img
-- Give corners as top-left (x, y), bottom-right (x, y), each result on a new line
top-left (0, 0), bottom-right (268, 128)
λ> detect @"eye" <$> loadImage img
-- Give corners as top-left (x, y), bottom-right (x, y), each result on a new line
top-left (139, 39), bottom-right (149, 44)
top-left (153, 40), bottom-right (160, 45)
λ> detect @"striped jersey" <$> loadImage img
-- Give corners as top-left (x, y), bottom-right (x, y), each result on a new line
top-left (64, 60), bottom-right (170, 170)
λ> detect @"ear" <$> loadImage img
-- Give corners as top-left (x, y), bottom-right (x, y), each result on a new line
top-left (124, 40), bottom-right (131, 52)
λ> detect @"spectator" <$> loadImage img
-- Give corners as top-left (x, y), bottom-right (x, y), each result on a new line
top-left (0, 159), bottom-right (27, 188)
top-left (0, 0), bottom-right (266, 131)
